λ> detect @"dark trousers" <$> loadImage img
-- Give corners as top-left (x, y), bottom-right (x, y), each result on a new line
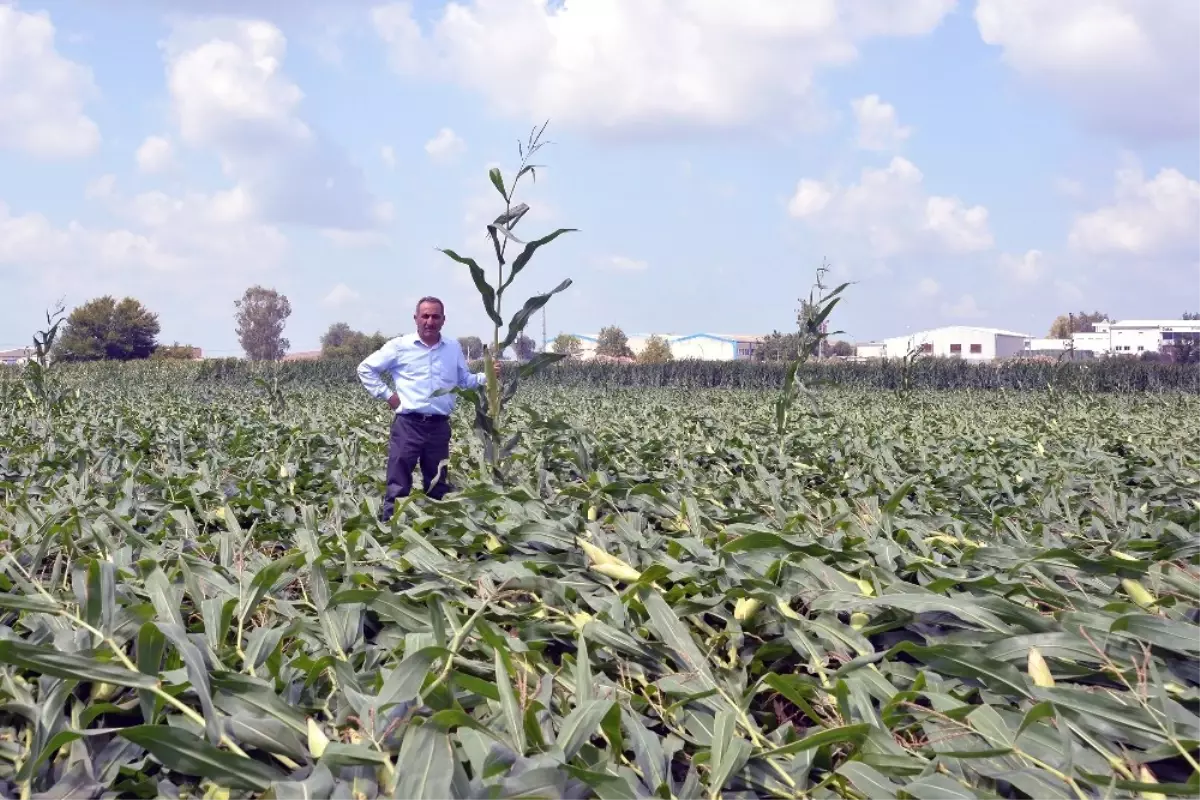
top-left (381, 413), bottom-right (453, 521)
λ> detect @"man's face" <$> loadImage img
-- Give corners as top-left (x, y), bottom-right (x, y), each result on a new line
top-left (415, 302), bottom-right (445, 339)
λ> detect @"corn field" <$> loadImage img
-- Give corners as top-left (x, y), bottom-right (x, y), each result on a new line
top-left (0, 363), bottom-right (1196, 799)
top-left (26, 356), bottom-right (1195, 393)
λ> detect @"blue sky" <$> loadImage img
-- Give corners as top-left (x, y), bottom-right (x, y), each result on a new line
top-left (1, 0), bottom-right (1197, 356)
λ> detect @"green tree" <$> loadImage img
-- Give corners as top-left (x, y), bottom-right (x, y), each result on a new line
top-left (151, 342), bottom-right (199, 360)
top-left (754, 331), bottom-right (804, 362)
top-left (320, 322), bottom-right (387, 361)
top-left (55, 296), bottom-right (160, 361)
top-left (457, 336), bottom-right (484, 360)
top-left (551, 333), bottom-right (583, 358)
top-left (828, 339), bottom-right (854, 357)
top-left (595, 325), bottom-right (633, 358)
top-left (512, 333), bottom-right (537, 361)
top-left (1048, 310), bottom-right (1109, 338)
top-left (235, 286), bottom-right (292, 361)
top-left (637, 334), bottom-right (673, 364)
top-left (1182, 311), bottom-right (1199, 321)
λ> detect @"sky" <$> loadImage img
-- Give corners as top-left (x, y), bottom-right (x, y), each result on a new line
top-left (1, 0), bottom-right (1198, 357)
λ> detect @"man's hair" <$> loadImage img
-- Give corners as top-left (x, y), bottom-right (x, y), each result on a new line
top-left (415, 296), bottom-right (444, 315)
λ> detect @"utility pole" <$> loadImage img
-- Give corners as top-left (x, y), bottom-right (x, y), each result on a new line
top-left (542, 299), bottom-right (547, 352)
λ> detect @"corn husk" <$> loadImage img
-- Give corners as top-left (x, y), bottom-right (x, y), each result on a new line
top-left (1027, 646), bottom-right (1055, 688)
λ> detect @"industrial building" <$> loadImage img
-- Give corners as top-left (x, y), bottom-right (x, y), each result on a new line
top-left (855, 326), bottom-right (1030, 361)
top-left (567, 333), bottom-right (764, 361)
top-left (0, 348), bottom-right (32, 366)
top-left (1027, 319), bottom-right (1200, 357)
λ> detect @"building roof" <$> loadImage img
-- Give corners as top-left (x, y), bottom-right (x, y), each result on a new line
top-left (0, 348), bottom-right (32, 360)
top-left (1110, 319), bottom-right (1200, 328)
top-left (883, 325), bottom-right (1032, 340)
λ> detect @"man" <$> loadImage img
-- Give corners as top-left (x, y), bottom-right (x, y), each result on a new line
top-left (357, 297), bottom-right (497, 521)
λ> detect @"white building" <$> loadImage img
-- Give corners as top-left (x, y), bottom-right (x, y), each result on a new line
top-left (0, 348), bottom-right (33, 366)
top-left (857, 326), bottom-right (1030, 361)
top-left (1033, 320), bottom-right (1200, 356)
top-left (566, 333), bottom-right (764, 361)
top-left (1091, 319), bottom-right (1200, 355)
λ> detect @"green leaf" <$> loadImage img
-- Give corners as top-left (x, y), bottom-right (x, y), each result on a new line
top-left (520, 351), bottom-right (568, 379)
top-left (641, 589), bottom-right (716, 689)
top-left (118, 725), bottom-right (285, 791)
top-left (378, 645), bottom-right (443, 710)
top-left (489, 167), bottom-right (507, 201)
top-left (439, 249), bottom-right (501, 326)
top-left (836, 761), bottom-right (900, 800)
top-left (498, 279), bottom-right (573, 352)
top-left (0, 639), bottom-right (157, 688)
top-left (394, 722), bottom-right (455, 799)
top-left (494, 641), bottom-right (527, 754)
top-left (556, 698), bottom-right (613, 761)
top-left (262, 764), bottom-right (335, 800)
top-left (500, 228), bottom-right (578, 293)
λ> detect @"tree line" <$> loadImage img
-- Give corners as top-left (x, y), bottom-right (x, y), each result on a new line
top-left (27, 287), bottom-right (545, 364)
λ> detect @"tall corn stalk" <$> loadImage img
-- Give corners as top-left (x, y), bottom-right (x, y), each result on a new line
top-left (775, 261), bottom-right (850, 434)
top-left (437, 121), bottom-right (576, 471)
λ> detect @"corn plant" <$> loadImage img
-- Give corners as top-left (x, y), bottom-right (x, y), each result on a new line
top-left (438, 121), bottom-right (576, 469)
top-left (775, 261), bottom-right (850, 434)
top-left (20, 301), bottom-right (74, 415)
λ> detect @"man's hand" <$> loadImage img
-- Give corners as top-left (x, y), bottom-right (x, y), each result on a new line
top-left (387, 393), bottom-right (400, 410)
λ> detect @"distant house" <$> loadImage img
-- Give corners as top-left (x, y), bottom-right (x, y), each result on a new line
top-left (0, 348), bottom-right (33, 366)
top-left (281, 350), bottom-right (322, 362)
top-left (856, 326), bottom-right (1031, 361)
top-left (567, 333), bottom-right (765, 361)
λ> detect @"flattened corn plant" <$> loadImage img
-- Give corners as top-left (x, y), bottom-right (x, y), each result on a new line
top-left (0, 373), bottom-right (1197, 799)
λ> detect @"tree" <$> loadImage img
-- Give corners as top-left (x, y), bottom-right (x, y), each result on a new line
top-left (320, 322), bottom-right (387, 361)
top-left (1182, 311), bottom-right (1200, 321)
top-left (235, 286), bottom-right (292, 361)
top-left (551, 333), bottom-right (583, 358)
top-left (1048, 310), bottom-right (1109, 338)
top-left (754, 331), bottom-right (805, 363)
top-left (55, 296), bottom-right (160, 361)
top-left (595, 326), bottom-right (633, 358)
top-left (512, 334), bottom-right (536, 361)
top-left (638, 334), bottom-right (673, 364)
top-left (828, 339), bottom-right (854, 357)
top-left (457, 336), bottom-right (484, 360)
top-left (151, 343), bottom-right (199, 360)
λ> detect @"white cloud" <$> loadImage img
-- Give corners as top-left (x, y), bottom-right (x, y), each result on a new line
top-left (601, 255), bottom-right (647, 271)
top-left (1, 179), bottom-right (287, 290)
top-left (323, 282), bottom-right (361, 307)
top-left (162, 18), bottom-right (381, 233)
top-left (975, 0), bottom-right (1200, 140)
top-left (999, 249), bottom-right (1045, 283)
top-left (136, 135), bottom-right (175, 173)
top-left (0, 5), bottom-right (100, 158)
top-left (321, 228), bottom-right (390, 247)
top-left (850, 94), bottom-right (911, 151)
top-left (916, 277), bottom-right (941, 297)
top-left (941, 294), bottom-right (985, 320)
top-left (425, 127), bottom-right (465, 161)
top-left (381, 144), bottom-right (396, 169)
top-left (787, 179), bottom-right (831, 217)
top-left (788, 156), bottom-right (993, 258)
top-left (1068, 165), bottom-right (1200, 259)
top-left (372, 0), bottom-right (956, 135)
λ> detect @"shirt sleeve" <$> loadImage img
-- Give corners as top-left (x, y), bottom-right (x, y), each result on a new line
top-left (357, 340), bottom-right (398, 400)
top-left (456, 344), bottom-right (486, 389)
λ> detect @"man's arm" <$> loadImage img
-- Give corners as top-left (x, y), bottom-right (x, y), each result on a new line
top-left (455, 344), bottom-right (487, 389)
top-left (358, 340), bottom-right (401, 408)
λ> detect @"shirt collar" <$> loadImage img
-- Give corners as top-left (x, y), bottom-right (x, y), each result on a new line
top-left (409, 333), bottom-right (444, 349)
